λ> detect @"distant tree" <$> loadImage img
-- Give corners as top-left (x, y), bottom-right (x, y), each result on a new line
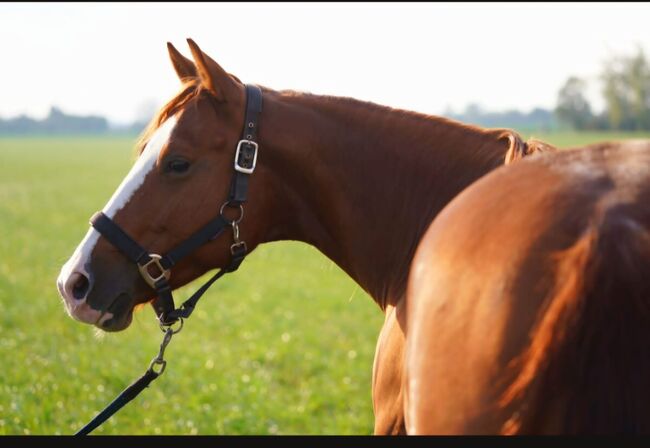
top-left (601, 62), bottom-right (626, 130)
top-left (555, 76), bottom-right (594, 130)
top-left (43, 107), bottom-right (108, 134)
top-left (601, 47), bottom-right (650, 130)
top-left (442, 105), bottom-right (456, 118)
top-left (463, 103), bottom-right (484, 122)
top-left (626, 48), bottom-right (650, 129)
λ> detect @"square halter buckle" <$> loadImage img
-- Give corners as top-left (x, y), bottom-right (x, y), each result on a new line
top-left (234, 139), bottom-right (259, 174)
top-left (138, 254), bottom-right (171, 288)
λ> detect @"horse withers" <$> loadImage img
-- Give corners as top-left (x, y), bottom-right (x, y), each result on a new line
top-left (405, 140), bottom-right (650, 434)
top-left (57, 39), bottom-right (551, 434)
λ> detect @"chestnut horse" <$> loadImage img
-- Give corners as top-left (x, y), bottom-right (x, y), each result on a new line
top-left (405, 140), bottom-right (650, 434)
top-left (56, 39), bottom-right (551, 434)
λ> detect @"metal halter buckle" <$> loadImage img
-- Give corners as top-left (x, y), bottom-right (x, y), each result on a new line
top-left (138, 254), bottom-right (171, 288)
top-left (234, 139), bottom-right (258, 174)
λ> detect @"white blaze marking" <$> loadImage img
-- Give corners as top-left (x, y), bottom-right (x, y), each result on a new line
top-left (102, 116), bottom-right (177, 218)
top-left (58, 117), bottom-right (177, 293)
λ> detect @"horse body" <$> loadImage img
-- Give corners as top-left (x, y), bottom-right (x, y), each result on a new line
top-left (405, 140), bottom-right (650, 434)
top-left (57, 39), bottom-right (551, 434)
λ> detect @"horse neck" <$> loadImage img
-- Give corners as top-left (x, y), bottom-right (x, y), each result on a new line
top-left (257, 90), bottom-right (508, 309)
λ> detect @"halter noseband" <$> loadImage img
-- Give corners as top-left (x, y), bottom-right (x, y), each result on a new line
top-left (89, 84), bottom-right (262, 326)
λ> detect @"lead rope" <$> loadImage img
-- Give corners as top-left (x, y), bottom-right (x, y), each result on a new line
top-left (75, 240), bottom-right (246, 436)
top-left (75, 323), bottom-right (178, 436)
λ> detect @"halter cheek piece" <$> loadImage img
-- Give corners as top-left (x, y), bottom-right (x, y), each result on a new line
top-left (89, 84), bottom-right (262, 327)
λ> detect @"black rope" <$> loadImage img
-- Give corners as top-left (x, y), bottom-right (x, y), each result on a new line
top-left (75, 369), bottom-right (160, 435)
top-left (74, 248), bottom-right (247, 435)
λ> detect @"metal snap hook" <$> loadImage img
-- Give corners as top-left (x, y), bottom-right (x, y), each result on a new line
top-left (147, 327), bottom-right (175, 375)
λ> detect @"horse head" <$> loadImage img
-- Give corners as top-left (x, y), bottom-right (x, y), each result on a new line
top-left (57, 40), bottom-right (270, 331)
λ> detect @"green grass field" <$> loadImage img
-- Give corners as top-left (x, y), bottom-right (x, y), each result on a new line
top-left (1, 130), bottom-right (649, 435)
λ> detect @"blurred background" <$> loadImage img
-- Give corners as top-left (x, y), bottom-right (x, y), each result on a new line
top-left (1, 2), bottom-right (650, 435)
top-left (4, 3), bottom-right (650, 138)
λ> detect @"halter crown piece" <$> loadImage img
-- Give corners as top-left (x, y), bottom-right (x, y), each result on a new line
top-left (89, 84), bottom-right (263, 326)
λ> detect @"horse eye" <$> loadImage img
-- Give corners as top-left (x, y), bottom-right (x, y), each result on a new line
top-left (166, 159), bottom-right (190, 174)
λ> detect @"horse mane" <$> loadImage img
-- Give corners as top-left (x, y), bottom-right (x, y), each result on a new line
top-left (134, 78), bottom-right (556, 169)
top-left (501, 131), bottom-right (557, 165)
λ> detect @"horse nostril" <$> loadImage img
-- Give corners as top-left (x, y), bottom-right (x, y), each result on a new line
top-left (68, 272), bottom-right (91, 300)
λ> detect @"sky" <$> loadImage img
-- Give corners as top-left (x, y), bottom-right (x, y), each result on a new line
top-left (2, 2), bottom-right (650, 125)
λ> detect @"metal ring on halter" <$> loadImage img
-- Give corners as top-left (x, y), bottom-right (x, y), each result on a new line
top-left (159, 316), bottom-right (184, 334)
top-left (219, 202), bottom-right (244, 224)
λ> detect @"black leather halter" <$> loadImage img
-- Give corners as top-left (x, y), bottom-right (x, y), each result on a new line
top-left (89, 84), bottom-right (262, 326)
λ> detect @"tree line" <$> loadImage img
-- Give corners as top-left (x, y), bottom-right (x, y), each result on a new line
top-left (0, 107), bottom-right (110, 135)
top-left (0, 107), bottom-right (149, 135)
top-left (556, 47), bottom-right (650, 131)
top-left (445, 104), bottom-right (557, 132)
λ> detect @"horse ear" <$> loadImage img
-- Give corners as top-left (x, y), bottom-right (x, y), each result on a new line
top-left (186, 38), bottom-right (241, 103)
top-left (167, 42), bottom-right (196, 81)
